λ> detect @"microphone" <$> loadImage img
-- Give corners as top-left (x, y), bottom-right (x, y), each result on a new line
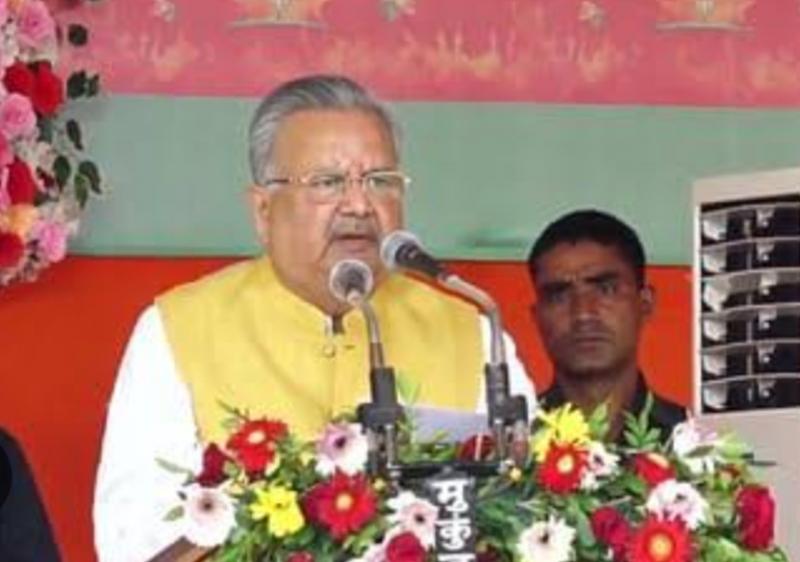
top-left (381, 230), bottom-right (506, 365)
top-left (380, 230), bottom-right (530, 464)
top-left (329, 259), bottom-right (374, 306)
top-left (380, 230), bottom-right (448, 281)
top-left (329, 258), bottom-right (403, 474)
top-left (329, 259), bottom-right (382, 366)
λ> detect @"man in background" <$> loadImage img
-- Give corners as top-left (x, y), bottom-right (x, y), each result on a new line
top-left (527, 209), bottom-right (685, 441)
top-left (94, 74), bottom-right (536, 562)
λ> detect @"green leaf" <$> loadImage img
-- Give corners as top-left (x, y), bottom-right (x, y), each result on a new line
top-left (155, 458), bottom-right (195, 479)
top-left (718, 433), bottom-right (751, 459)
top-left (53, 155), bottom-right (71, 187)
top-left (78, 160), bottom-right (102, 194)
top-left (571, 504), bottom-right (596, 547)
top-left (638, 392), bottom-right (655, 427)
top-left (163, 505), bottom-right (184, 522)
top-left (67, 70), bottom-right (88, 99)
top-left (222, 460), bottom-right (239, 479)
top-left (395, 371), bottom-right (420, 405)
top-left (74, 172), bottom-right (90, 208)
top-left (66, 119), bottom-right (83, 150)
top-left (587, 402), bottom-right (610, 440)
top-left (38, 117), bottom-right (54, 143)
top-left (644, 427), bottom-right (663, 446)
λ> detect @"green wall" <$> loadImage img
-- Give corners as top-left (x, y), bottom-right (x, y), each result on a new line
top-left (72, 95), bottom-right (800, 264)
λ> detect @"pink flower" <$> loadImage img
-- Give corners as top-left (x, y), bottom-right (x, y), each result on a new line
top-left (645, 479), bottom-right (708, 531)
top-left (0, 170), bottom-right (9, 209)
top-left (315, 423), bottom-right (368, 477)
top-left (0, 0), bottom-right (8, 27)
top-left (386, 491), bottom-right (439, 547)
top-left (34, 219), bottom-right (68, 262)
top-left (0, 93), bottom-right (37, 140)
top-left (0, 134), bottom-right (13, 168)
top-left (181, 484), bottom-right (236, 548)
top-left (14, 0), bottom-right (55, 50)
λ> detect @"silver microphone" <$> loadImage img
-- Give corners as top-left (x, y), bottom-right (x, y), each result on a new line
top-left (380, 230), bottom-right (505, 365)
top-left (329, 259), bottom-right (374, 306)
top-left (380, 230), bottom-right (448, 282)
top-left (380, 231), bottom-right (529, 464)
top-left (329, 259), bottom-right (384, 368)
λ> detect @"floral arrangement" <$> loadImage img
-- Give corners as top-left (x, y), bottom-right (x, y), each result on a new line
top-left (164, 400), bottom-right (788, 562)
top-left (0, 0), bottom-right (101, 287)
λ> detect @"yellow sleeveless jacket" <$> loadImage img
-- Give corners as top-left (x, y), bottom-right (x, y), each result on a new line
top-left (157, 258), bottom-right (483, 443)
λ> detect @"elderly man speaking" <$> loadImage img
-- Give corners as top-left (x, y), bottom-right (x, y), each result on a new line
top-left (93, 75), bottom-right (536, 562)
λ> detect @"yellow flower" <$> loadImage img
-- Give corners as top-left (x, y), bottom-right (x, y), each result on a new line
top-left (532, 427), bottom-right (556, 463)
top-left (1, 205), bottom-right (38, 237)
top-left (532, 404), bottom-right (590, 462)
top-left (249, 485), bottom-right (305, 538)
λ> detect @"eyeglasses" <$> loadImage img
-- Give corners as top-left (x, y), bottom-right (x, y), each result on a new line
top-left (262, 170), bottom-right (411, 203)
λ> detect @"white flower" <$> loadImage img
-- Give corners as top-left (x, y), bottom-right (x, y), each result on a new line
top-left (181, 484), bottom-right (236, 548)
top-left (0, 22), bottom-right (20, 68)
top-left (671, 418), bottom-right (719, 475)
top-left (646, 479), bottom-right (708, 530)
top-left (315, 422), bottom-right (369, 476)
top-left (386, 491), bottom-right (439, 547)
top-left (517, 516), bottom-right (576, 562)
top-left (580, 441), bottom-right (619, 490)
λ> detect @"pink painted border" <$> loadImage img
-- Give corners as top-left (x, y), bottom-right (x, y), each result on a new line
top-left (57, 0), bottom-right (800, 106)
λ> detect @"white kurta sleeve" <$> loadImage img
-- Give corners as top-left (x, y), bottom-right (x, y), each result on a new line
top-left (476, 316), bottom-right (538, 419)
top-left (93, 305), bottom-right (201, 562)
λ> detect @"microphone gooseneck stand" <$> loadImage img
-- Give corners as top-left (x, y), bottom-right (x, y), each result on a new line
top-left (354, 235), bottom-right (533, 560)
top-left (440, 274), bottom-right (530, 466)
top-left (350, 295), bottom-right (404, 476)
top-left (378, 230), bottom-right (531, 467)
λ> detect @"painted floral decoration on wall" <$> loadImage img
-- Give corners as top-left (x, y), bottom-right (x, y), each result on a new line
top-left (0, 0), bottom-right (102, 288)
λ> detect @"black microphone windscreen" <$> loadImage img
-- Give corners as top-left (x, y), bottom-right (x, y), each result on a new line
top-left (329, 259), bottom-right (374, 304)
top-left (381, 230), bottom-right (446, 280)
top-left (380, 230), bottom-right (421, 271)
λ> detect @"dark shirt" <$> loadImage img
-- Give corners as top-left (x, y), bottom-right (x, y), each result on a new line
top-left (539, 373), bottom-right (687, 443)
top-left (0, 429), bottom-right (61, 562)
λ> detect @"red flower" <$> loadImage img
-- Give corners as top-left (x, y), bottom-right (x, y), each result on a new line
top-left (31, 62), bottom-right (64, 117)
top-left (2, 62), bottom-right (35, 97)
top-left (285, 552), bottom-right (314, 562)
top-left (386, 531), bottom-right (427, 562)
top-left (631, 452), bottom-right (675, 488)
top-left (6, 158), bottom-right (38, 204)
top-left (225, 418), bottom-right (287, 476)
top-left (736, 485), bottom-right (775, 551)
top-left (196, 444), bottom-right (232, 487)
top-left (303, 471), bottom-right (377, 540)
top-left (591, 506), bottom-right (631, 562)
top-left (458, 433), bottom-right (495, 461)
top-left (0, 231), bottom-right (25, 269)
top-left (537, 442), bottom-right (587, 494)
top-left (629, 517), bottom-right (691, 562)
